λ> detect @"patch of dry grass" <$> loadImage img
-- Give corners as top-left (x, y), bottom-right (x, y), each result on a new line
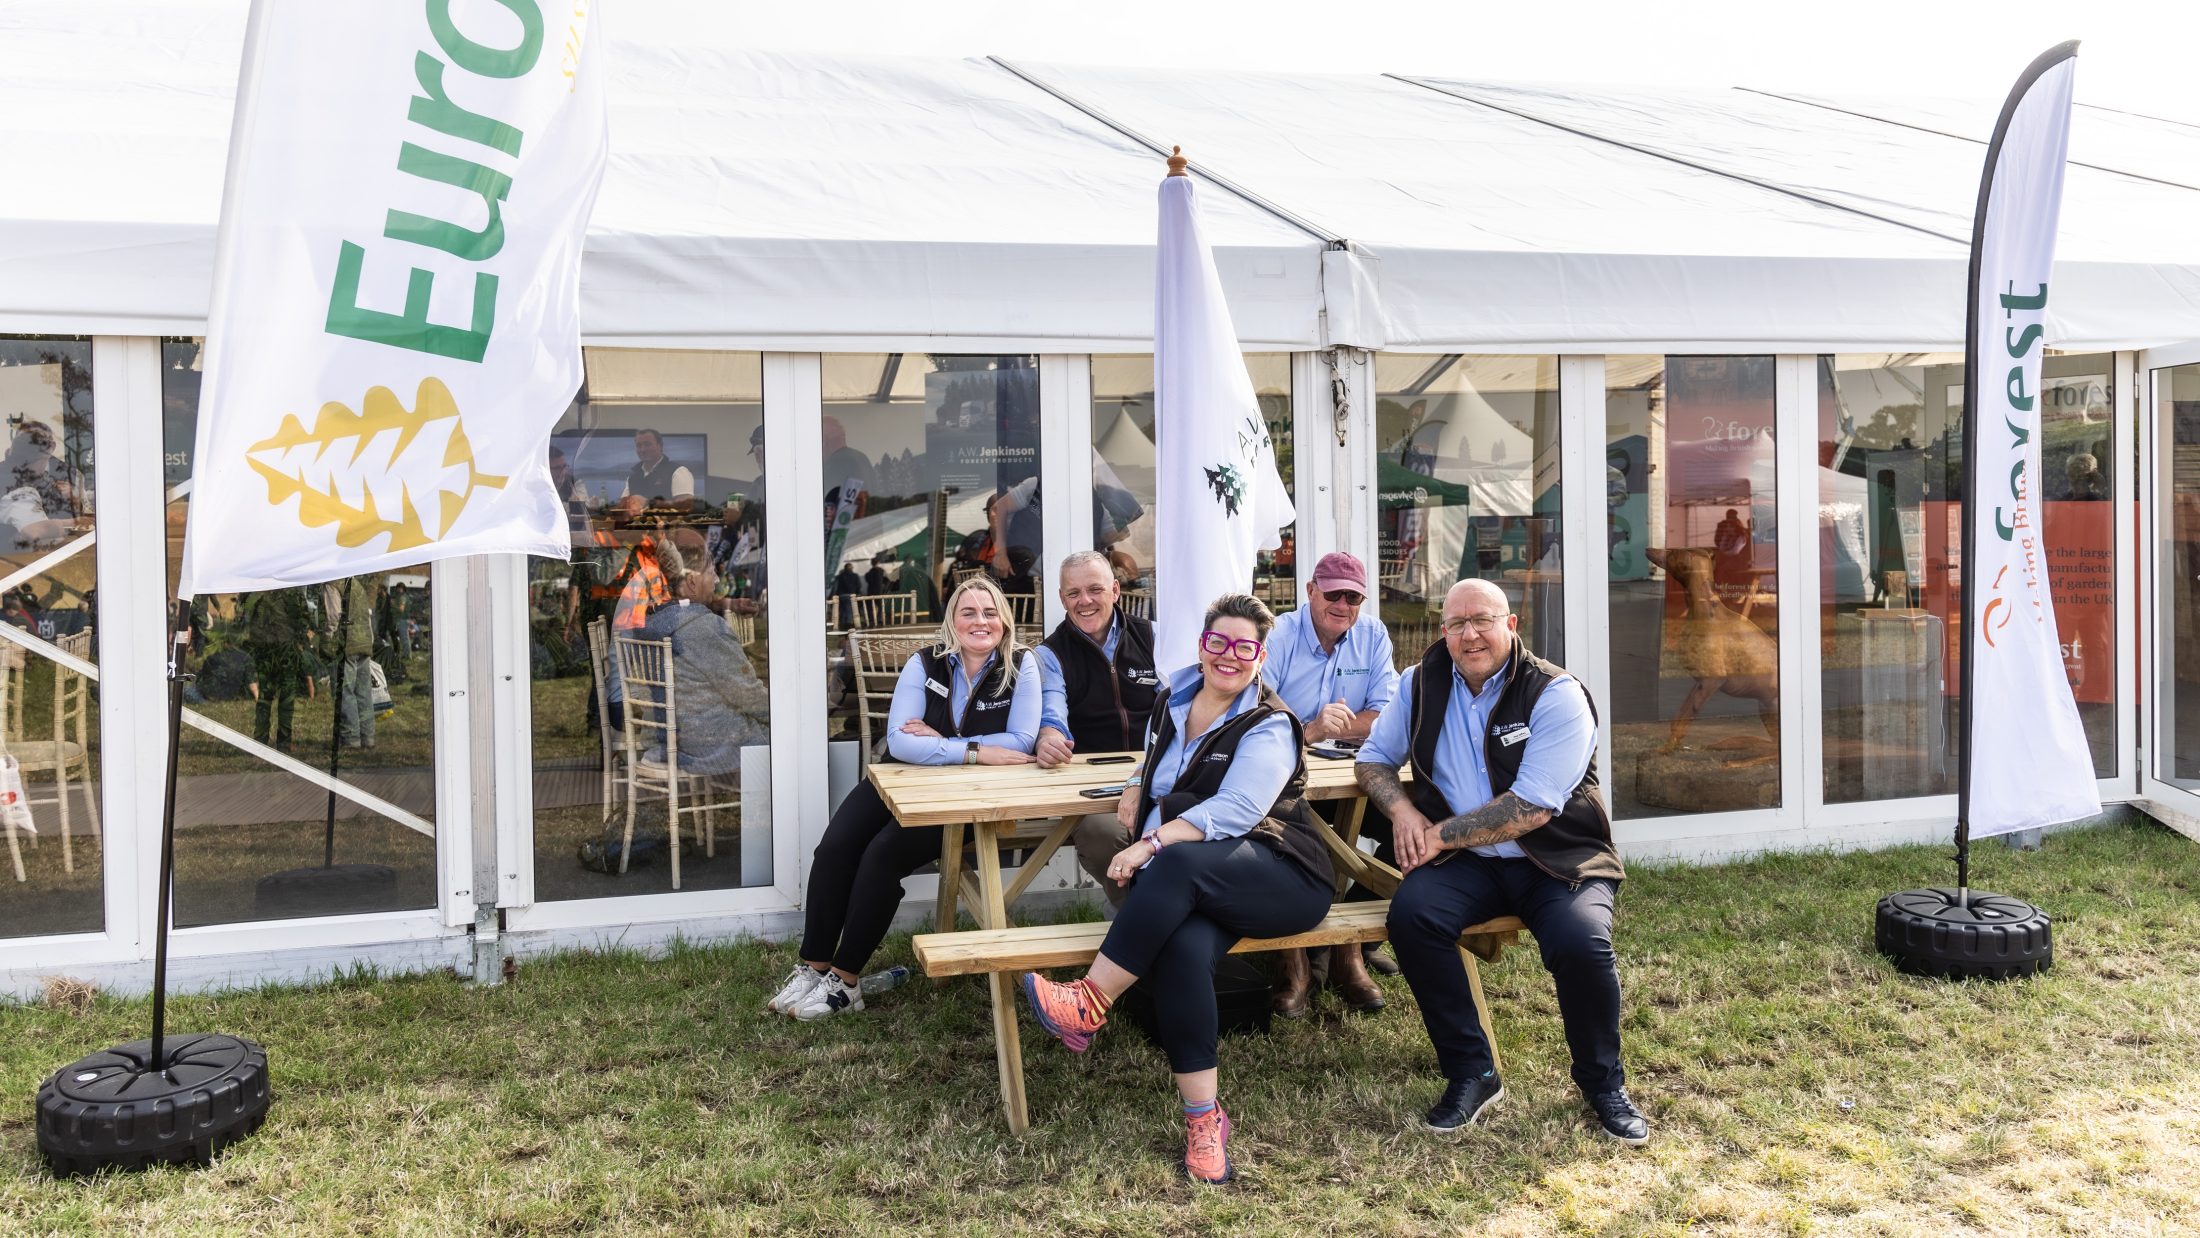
top-left (2, 818), bottom-right (2196, 1236)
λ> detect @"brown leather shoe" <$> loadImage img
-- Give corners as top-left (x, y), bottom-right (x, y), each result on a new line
top-left (1270, 948), bottom-right (1312, 1019)
top-left (1329, 943), bottom-right (1386, 1013)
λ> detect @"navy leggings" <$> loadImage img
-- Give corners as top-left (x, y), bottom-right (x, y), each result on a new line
top-left (1099, 836), bottom-right (1331, 1073)
top-left (800, 781), bottom-right (942, 975)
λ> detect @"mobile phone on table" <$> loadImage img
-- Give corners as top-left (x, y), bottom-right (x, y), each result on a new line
top-left (1085, 755), bottom-right (1135, 765)
top-left (1307, 742), bottom-right (1359, 760)
top-left (1078, 784), bottom-right (1127, 799)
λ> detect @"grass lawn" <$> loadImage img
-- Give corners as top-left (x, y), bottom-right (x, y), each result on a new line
top-left (3, 819), bottom-right (2196, 1236)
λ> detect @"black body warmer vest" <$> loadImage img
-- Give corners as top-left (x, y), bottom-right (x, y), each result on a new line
top-left (912, 646), bottom-right (1019, 746)
top-left (1405, 639), bottom-right (1624, 886)
top-left (1135, 686), bottom-right (1335, 886)
top-left (1040, 609), bottom-right (1160, 753)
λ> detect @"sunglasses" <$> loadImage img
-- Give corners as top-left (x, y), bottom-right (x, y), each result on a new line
top-left (1317, 589), bottom-right (1366, 607)
top-left (1199, 631), bottom-right (1265, 661)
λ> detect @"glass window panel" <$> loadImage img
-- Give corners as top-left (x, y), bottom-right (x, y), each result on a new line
top-left (160, 337), bottom-right (435, 926)
top-left (1607, 356), bottom-right (1781, 819)
top-left (1090, 353), bottom-right (1295, 614)
top-left (0, 336), bottom-right (101, 939)
top-left (1816, 351), bottom-right (2118, 804)
top-left (1374, 354), bottom-right (1563, 668)
top-left (821, 354), bottom-right (1040, 811)
top-left (2156, 361), bottom-right (2200, 787)
top-left (2038, 353), bottom-right (2119, 777)
top-left (534, 349), bottom-right (772, 899)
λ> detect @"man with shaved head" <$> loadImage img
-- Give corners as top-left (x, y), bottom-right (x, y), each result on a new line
top-left (1355, 578), bottom-right (1645, 1145)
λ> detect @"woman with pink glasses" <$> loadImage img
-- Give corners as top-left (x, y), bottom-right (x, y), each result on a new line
top-left (1019, 592), bottom-right (1334, 1185)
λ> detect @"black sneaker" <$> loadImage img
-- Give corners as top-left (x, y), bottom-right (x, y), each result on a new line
top-left (1587, 1088), bottom-right (1649, 1145)
top-left (1362, 943), bottom-right (1401, 976)
top-left (1422, 1071), bottom-right (1503, 1134)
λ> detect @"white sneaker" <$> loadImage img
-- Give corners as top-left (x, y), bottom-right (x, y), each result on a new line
top-left (767, 964), bottom-right (827, 1016)
top-left (791, 970), bottom-right (865, 1021)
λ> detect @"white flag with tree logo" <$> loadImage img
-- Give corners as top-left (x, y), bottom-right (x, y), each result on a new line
top-left (180, 0), bottom-right (608, 596)
top-left (1153, 167), bottom-right (1295, 677)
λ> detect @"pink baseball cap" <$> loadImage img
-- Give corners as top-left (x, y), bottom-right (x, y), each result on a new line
top-left (1310, 551), bottom-right (1369, 596)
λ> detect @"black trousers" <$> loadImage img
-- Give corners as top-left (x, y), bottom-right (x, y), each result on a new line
top-left (1388, 852), bottom-right (1624, 1095)
top-left (1099, 837), bottom-right (1331, 1073)
top-left (800, 781), bottom-right (942, 975)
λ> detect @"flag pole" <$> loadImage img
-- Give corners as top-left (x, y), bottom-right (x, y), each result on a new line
top-left (1875, 42), bottom-right (2076, 982)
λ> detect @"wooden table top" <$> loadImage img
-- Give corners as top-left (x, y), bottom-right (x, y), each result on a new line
top-left (867, 749), bottom-right (1392, 828)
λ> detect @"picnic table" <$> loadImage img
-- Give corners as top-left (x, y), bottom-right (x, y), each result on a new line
top-left (865, 749), bottom-right (1396, 934)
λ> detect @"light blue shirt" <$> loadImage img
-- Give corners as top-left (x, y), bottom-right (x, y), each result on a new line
top-left (1357, 655), bottom-right (1594, 859)
top-left (1035, 615), bottom-right (1121, 736)
top-left (885, 649), bottom-right (1042, 765)
top-left (1138, 668), bottom-right (1298, 843)
top-left (1259, 607), bottom-right (1400, 724)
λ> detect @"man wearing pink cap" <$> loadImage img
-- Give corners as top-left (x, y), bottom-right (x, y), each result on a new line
top-left (1259, 550), bottom-right (1399, 1016)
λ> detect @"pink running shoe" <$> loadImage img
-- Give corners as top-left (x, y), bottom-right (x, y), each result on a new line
top-left (1019, 972), bottom-right (1108, 1052)
top-left (1184, 1105), bottom-right (1234, 1184)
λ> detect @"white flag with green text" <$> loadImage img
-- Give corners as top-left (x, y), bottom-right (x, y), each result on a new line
top-left (180, 0), bottom-right (608, 596)
top-left (1965, 43), bottom-right (2101, 834)
top-left (1152, 170), bottom-right (1295, 678)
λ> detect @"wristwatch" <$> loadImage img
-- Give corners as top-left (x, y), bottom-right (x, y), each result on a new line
top-left (964, 741), bottom-right (979, 766)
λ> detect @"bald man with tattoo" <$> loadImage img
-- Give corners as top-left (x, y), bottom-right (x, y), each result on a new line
top-left (1355, 579), bottom-right (1648, 1145)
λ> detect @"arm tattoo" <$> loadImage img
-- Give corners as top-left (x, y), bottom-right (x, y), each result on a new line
top-left (1355, 764), bottom-right (1411, 814)
top-left (1435, 791), bottom-right (1553, 851)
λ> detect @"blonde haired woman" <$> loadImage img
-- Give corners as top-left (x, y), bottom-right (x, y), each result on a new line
top-left (770, 575), bottom-right (1041, 1020)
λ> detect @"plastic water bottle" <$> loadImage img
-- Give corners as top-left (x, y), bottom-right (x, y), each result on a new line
top-left (859, 965), bottom-right (914, 996)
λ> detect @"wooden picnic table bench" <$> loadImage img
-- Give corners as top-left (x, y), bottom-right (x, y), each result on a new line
top-left (899, 763), bottom-right (1525, 1134)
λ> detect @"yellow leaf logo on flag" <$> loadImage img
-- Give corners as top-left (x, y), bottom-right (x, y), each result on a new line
top-left (244, 378), bottom-right (507, 552)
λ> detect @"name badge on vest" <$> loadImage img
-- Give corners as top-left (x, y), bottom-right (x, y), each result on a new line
top-left (1128, 670), bottom-right (1159, 687)
top-left (1205, 752), bottom-right (1231, 764)
top-left (925, 678), bottom-right (949, 698)
top-left (1497, 723), bottom-right (1531, 748)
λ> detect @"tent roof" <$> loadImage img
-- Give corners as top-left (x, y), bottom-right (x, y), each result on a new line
top-left (5, 1), bottom-right (2200, 350)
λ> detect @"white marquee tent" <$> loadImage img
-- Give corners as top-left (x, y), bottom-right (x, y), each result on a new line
top-left (7, 1), bottom-right (2200, 994)
top-left (7, 1), bottom-right (2200, 353)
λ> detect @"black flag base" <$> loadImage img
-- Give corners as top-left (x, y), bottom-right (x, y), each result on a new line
top-left (35, 1033), bottom-right (271, 1177)
top-left (1874, 888), bottom-right (2052, 981)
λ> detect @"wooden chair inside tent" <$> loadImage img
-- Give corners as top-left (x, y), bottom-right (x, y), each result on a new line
top-left (612, 634), bottom-right (739, 891)
top-left (847, 630), bottom-right (937, 768)
top-left (3, 631), bottom-right (99, 874)
top-left (951, 565), bottom-right (987, 589)
top-left (1119, 589), bottom-right (1154, 621)
top-left (726, 609), bottom-right (757, 646)
top-left (1003, 592), bottom-right (1040, 630)
top-left (586, 618), bottom-right (629, 823)
top-left (850, 591), bottom-right (918, 629)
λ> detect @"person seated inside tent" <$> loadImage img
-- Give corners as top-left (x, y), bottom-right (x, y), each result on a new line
top-left (628, 563), bottom-right (770, 775)
top-left (768, 575), bottom-right (1040, 1022)
top-left (1018, 593), bottom-right (1334, 1185)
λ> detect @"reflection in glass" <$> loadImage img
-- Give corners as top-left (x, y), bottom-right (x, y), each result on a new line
top-left (162, 339), bottom-right (436, 926)
top-left (818, 356), bottom-right (1042, 801)
top-left (0, 336), bottom-right (101, 939)
top-left (1373, 354), bottom-right (1562, 668)
top-left (2160, 362), bottom-right (2200, 786)
top-left (1607, 356), bottom-right (1780, 818)
top-left (534, 348), bottom-right (773, 899)
top-left (1090, 354), bottom-right (1295, 613)
top-left (1817, 352), bottom-right (2118, 804)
